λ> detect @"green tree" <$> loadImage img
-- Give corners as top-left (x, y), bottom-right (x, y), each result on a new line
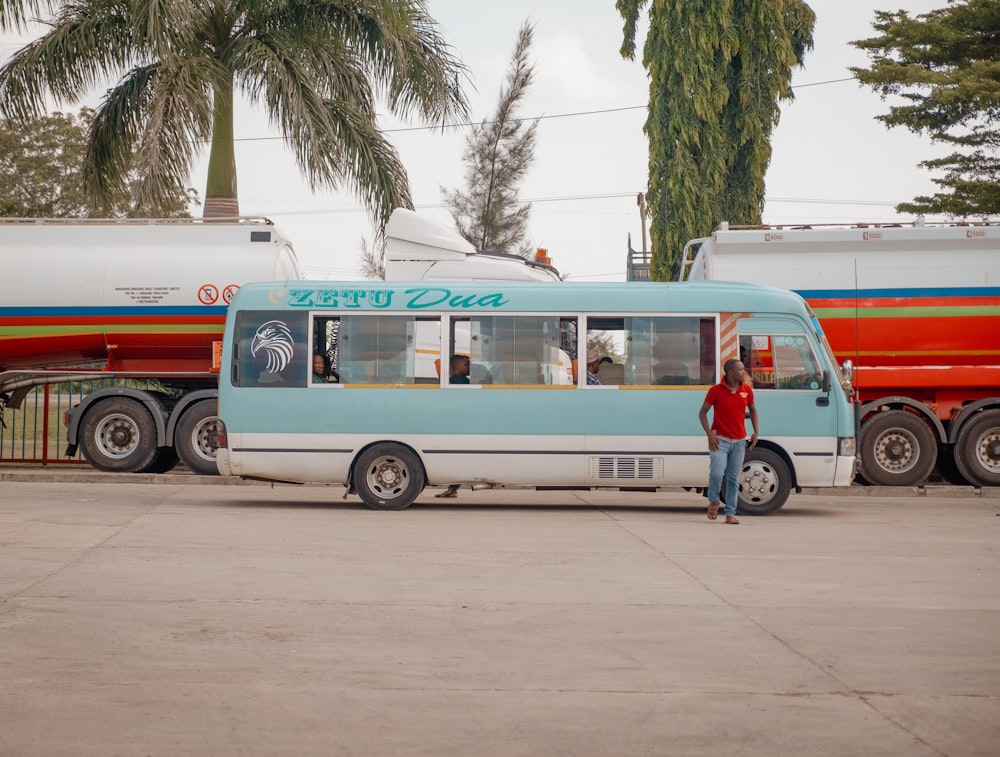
top-left (0, 0), bottom-right (468, 222)
top-left (442, 21), bottom-right (538, 256)
top-left (618, 0), bottom-right (814, 280)
top-left (851, 0), bottom-right (1000, 216)
top-left (0, 108), bottom-right (195, 217)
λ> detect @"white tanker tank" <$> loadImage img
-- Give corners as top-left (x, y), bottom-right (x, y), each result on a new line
top-left (0, 217), bottom-right (301, 474)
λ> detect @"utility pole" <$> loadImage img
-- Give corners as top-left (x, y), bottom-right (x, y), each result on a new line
top-left (627, 192), bottom-right (652, 281)
top-left (637, 192), bottom-right (648, 253)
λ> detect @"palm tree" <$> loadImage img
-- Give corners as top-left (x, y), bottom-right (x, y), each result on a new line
top-left (0, 0), bottom-right (468, 220)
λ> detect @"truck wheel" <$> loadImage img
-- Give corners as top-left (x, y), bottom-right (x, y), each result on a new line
top-left (80, 398), bottom-right (158, 473)
top-left (351, 443), bottom-right (425, 510)
top-left (175, 401), bottom-right (221, 476)
top-left (736, 448), bottom-right (791, 515)
top-left (955, 410), bottom-right (1000, 487)
top-left (859, 410), bottom-right (936, 487)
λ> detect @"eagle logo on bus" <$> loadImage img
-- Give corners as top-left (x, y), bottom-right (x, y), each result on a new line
top-left (251, 320), bottom-right (294, 373)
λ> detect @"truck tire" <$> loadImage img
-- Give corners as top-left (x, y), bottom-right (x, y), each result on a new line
top-left (954, 410), bottom-right (1000, 487)
top-left (80, 398), bottom-right (158, 473)
top-left (351, 443), bottom-right (425, 510)
top-left (859, 410), bottom-right (936, 487)
top-left (174, 400), bottom-right (221, 476)
top-left (736, 448), bottom-right (792, 515)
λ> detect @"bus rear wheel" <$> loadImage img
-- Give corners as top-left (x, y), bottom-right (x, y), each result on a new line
top-left (955, 410), bottom-right (1000, 488)
top-left (859, 410), bottom-right (936, 487)
top-left (352, 443), bottom-right (425, 510)
top-left (175, 400), bottom-right (221, 476)
top-left (80, 398), bottom-right (158, 473)
top-left (736, 448), bottom-right (791, 515)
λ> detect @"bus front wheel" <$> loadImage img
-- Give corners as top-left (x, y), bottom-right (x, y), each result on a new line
top-left (737, 448), bottom-right (791, 515)
top-left (352, 443), bottom-right (426, 510)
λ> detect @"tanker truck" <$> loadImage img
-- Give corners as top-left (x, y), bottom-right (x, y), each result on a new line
top-left (679, 221), bottom-right (1000, 488)
top-left (0, 217), bottom-right (301, 474)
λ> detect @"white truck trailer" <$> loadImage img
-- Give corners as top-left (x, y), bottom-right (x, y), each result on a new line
top-left (680, 221), bottom-right (1000, 487)
top-left (0, 217), bottom-right (301, 474)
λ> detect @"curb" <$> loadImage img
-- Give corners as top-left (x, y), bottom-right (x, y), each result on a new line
top-left (2, 466), bottom-right (996, 496)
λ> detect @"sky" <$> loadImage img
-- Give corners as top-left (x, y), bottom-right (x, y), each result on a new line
top-left (1, 1), bottom-right (949, 281)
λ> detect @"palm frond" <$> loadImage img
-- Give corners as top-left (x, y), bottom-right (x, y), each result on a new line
top-left (84, 62), bottom-right (156, 203)
top-left (0, 0), bottom-right (138, 120)
top-left (132, 56), bottom-right (215, 209)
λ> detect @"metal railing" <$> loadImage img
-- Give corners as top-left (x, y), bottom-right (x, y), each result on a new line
top-left (0, 378), bottom-right (166, 466)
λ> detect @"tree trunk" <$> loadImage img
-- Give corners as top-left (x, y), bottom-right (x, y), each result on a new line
top-left (203, 74), bottom-right (239, 218)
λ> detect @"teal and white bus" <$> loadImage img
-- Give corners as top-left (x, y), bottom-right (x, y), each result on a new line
top-left (216, 280), bottom-right (856, 513)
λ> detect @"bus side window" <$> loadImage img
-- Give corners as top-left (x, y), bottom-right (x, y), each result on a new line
top-left (622, 316), bottom-right (715, 386)
top-left (234, 311), bottom-right (308, 387)
top-left (338, 316), bottom-right (411, 384)
top-left (313, 316), bottom-right (340, 383)
top-left (742, 334), bottom-right (823, 390)
top-left (465, 315), bottom-right (575, 386)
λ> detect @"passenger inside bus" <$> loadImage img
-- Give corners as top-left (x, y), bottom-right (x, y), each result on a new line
top-left (312, 351), bottom-right (339, 383)
top-left (448, 354), bottom-right (471, 384)
top-left (585, 348), bottom-right (602, 385)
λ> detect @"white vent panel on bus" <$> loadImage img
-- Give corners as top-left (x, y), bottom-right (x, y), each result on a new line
top-left (590, 457), bottom-right (662, 480)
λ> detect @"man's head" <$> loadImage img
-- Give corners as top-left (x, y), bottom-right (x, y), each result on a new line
top-left (586, 348), bottom-right (600, 372)
top-left (723, 358), bottom-right (747, 384)
top-left (450, 354), bottom-right (470, 376)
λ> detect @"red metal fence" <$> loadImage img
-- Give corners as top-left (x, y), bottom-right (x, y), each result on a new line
top-left (0, 379), bottom-right (164, 466)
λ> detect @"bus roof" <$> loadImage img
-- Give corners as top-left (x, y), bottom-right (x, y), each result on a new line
top-left (229, 279), bottom-right (812, 317)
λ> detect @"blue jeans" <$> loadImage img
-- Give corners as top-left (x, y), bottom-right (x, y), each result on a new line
top-left (708, 437), bottom-right (746, 517)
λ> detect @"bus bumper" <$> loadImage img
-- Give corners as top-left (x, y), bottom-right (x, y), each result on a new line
top-left (216, 447), bottom-right (235, 477)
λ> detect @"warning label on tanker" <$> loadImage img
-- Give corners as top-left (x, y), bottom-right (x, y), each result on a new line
top-left (222, 284), bottom-right (240, 304)
top-left (115, 286), bottom-right (180, 304)
top-left (198, 284), bottom-right (219, 305)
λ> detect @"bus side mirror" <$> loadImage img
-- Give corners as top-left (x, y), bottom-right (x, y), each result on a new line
top-left (841, 359), bottom-right (854, 382)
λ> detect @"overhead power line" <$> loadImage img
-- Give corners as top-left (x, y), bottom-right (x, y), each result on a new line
top-left (231, 76), bottom-right (859, 144)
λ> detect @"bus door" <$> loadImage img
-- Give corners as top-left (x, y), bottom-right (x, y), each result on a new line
top-left (737, 316), bottom-right (837, 446)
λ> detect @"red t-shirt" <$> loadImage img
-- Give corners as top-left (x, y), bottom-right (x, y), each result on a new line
top-left (704, 381), bottom-right (755, 440)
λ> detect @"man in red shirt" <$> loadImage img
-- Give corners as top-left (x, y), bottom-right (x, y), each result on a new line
top-left (698, 358), bottom-right (759, 524)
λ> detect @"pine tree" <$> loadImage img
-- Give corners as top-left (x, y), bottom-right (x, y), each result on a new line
top-left (852, 0), bottom-right (1000, 216)
top-left (618, 0), bottom-right (814, 280)
top-left (443, 22), bottom-right (538, 255)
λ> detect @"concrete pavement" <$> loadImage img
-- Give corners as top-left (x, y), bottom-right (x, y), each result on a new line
top-left (0, 475), bottom-right (998, 756)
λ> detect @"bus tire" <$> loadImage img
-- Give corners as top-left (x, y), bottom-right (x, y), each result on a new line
top-left (80, 398), bottom-right (158, 473)
top-left (352, 443), bottom-right (425, 510)
top-left (736, 448), bottom-right (791, 515)
top-left (954, 410), bottom-right (1000, 487)
top-left (859, 410), bottom-right (936, 487)
top-left (175, 401), bottom-right (221, 476)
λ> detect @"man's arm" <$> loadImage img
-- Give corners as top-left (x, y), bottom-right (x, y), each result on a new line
top-left (747, 403), bottom-right (759, 449)
top-left (698, 401), bottom-right (719, 451)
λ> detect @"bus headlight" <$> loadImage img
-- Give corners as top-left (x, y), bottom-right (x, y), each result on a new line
top-left (838, 437), bottom-right (856, 457)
